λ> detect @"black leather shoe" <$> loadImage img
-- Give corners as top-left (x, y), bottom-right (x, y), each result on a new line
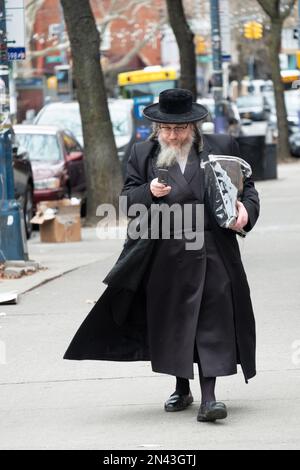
top-left (164, 391), bottom-right (193, 412)
top-left (197, 401), bottom-right (227, 422)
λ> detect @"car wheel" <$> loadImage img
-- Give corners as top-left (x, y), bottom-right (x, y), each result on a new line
top-left (24, 184), bottom-right (33, 239)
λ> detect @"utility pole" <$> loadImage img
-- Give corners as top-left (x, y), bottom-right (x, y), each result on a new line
top-left (298, 0), bottom-right (300, 50)
top-left (0, 0), bottom-right (28, 261)
top-left (209, 0), bottom-right (228, 133)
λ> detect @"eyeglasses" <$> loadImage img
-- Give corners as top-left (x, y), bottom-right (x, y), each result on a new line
top-left (159, 124), bottom-right (189, 134)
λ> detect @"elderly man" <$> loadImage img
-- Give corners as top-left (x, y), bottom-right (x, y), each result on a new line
top-left (64, 89), bottom-right (260, 423)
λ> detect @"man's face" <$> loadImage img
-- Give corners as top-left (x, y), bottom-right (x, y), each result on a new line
top-left (158, 123), bottom-right (193, 148)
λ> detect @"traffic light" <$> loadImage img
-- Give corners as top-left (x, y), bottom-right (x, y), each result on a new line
top-left (252, 22), bottom-right (263, 40)
top-left (195, 35), bottom-right (207, 55)
top-left (244, 22), bottom-right (253, 39)
top-left (294, 28), bottom-right (299, 40)
top-left (243, 22), bottom-right (263, 40)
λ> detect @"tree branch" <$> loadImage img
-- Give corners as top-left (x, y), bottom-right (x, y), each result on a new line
top-left (256, 0), bottom-right (279, 18)
top-left (280, 0), bottom-right (297, 19)
top-left (257, 0), bottom-right (296, 20)
top-left (105, 17), bottom-right (165, 73)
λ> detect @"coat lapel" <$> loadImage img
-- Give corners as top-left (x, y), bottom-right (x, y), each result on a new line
top-left (188, 136), bottom-right (212, 201)
top-left (150, 136), bottom-right (213, 202)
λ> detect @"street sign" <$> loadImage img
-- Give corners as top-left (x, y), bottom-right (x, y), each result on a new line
top-left (219, 0), bottom-right (231, 62)
top-left (46, 55), bottom-right (62, 64)
top-left (133, 95), bottom-right (153, 120)
top-left (5, 0), bottom-right (26, 60)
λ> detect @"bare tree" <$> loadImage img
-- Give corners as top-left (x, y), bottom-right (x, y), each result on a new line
top-left (61, 0), bottom-right (123, 223)
top-left (28, 1), bottom-right (166, 73)
top-left (257, 0), bottom-right (297, 161)
top-left (166, 0), bottom-right (197, 97)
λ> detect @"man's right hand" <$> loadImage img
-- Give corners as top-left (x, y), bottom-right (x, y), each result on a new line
top-left (150, 178), bottom-right (172, 198)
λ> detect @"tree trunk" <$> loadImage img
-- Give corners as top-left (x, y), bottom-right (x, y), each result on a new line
top-left (166, 0), bottom-right (197, 98)
top-left (61, 0), bottom-right (123, 224)
top-left (268, 18), bottom-right (291, 162)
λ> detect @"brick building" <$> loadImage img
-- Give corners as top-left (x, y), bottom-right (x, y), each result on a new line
top-left (31, 0), bottom-right (165, 76)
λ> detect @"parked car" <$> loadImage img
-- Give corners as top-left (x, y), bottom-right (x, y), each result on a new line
top-left (197, 98), bottom-right (243, 136)
top-left (13, 125), bottom-right (87, 216)
top-left (266, 90), bottom-right (300, 136)
top-left (289, 131), bottom-right (300, 157)
top-left (34, 99), bottom-right (136, 171)
top-left (236, 94), bottom-right (271, 121)
top-left (11, 130), bottom-right (34, 239)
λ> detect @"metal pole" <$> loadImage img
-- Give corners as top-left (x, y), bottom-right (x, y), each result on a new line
top-left (59, 1), bottom-right (67, 65)
top-left (248, 54), bottom-right (255, 82)
top-left (298, 0), bottom-right (300, 50)
top-left (0, 0), bottom-right (28, 261)
top-left (0, 0), bottom-right (10, 123)
top-left (209, 0), bottom-right (228, 133)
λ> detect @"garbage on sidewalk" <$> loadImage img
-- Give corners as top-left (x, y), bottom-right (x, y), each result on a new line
top-left (0, 290), bottom-right (19, 305)
top-left (0, 260), bottom-right (46, 280)
top-left (30, 198), bottom-right (81, 243)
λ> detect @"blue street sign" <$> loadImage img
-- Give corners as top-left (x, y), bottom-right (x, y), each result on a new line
top-left (133, 95), bottom-right (154, 120)
top-left (222, 54), bottom-right (231, 62)
top-left (7, 47), bottom-right (26, 61)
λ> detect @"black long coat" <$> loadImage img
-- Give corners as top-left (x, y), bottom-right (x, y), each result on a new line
top-left (64, 134), bottom-right (260, 383)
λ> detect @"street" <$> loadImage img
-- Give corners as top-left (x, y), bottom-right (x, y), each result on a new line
top-left (0, 161), bottom-right (300, 450)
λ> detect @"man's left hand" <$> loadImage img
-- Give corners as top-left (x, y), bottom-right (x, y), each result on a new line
top-left (230, 201), bottom-right (249, 232)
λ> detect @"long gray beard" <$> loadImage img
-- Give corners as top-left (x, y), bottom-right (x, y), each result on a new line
top-left (156, 134), bottom-right (194, 168)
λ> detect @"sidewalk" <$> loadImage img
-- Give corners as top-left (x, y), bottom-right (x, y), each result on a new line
top-left (0, 226), bottom-right (124, 296)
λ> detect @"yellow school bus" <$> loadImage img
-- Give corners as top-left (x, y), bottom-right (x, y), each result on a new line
top-left (118, 66), bottom-right (178, 98)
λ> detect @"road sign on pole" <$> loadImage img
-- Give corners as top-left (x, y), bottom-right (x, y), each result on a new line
top-left (5, 0), bottom-right (26, 60)
top-left (219, 0), bottom-right (231, 62)
top-left (209, 0), bottom-right (229, 134)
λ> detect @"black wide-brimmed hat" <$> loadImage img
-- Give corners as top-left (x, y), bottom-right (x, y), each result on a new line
top-left (143, 88), bottom-right (208, 123)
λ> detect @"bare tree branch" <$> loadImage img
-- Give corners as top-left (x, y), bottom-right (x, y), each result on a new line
top-left (257, 0), bottom-right (296, 20)
top-left (105, 17), bottom-right (165, 73)
top-left (27, 41), bottom-right (70, 58)
top-left (280, 0), bottom-right (297, 19)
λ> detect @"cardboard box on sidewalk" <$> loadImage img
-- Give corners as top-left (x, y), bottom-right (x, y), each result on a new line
top-left (30, 199), bottom-right (81, 243)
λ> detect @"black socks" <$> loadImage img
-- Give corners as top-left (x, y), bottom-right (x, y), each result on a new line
top-left (174, 361), bottom-right (216, 403)
top-left (175, 377), bottom-right (190, 395)
top-left (199, 375), bottom-right (216, 404)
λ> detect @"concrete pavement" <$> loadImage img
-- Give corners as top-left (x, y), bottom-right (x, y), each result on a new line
top-left (0, 225), bottom-right (125, 295)
top-left (0, 161), bottom-right (300, 449)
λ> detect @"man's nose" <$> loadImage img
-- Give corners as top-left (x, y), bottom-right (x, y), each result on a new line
top-left (168, 129), bottom-right (177, 137)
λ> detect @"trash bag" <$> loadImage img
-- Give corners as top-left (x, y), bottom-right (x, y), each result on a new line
top-left (201, 155), bottom-right (252, 237)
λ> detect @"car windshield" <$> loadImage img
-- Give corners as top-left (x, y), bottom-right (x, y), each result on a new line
top-left (16, 133), bottom-right (61, 162)
top-left (109, 107), bottom-right (131, 137)
top-left (237, 96), bottom-right (263, 108)
top-left (122, 80), bottom-right (176, 98)
top-left (37, 106), bottom-right (83, 143)
top-left (36, 102), bottom-right (132, 141)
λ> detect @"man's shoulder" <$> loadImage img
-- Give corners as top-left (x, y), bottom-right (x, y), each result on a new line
top-left (133, 140), bottom-right (158, 158)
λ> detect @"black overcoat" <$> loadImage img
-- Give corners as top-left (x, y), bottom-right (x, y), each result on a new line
top-left (64, 134), bottom-right (260, 383)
